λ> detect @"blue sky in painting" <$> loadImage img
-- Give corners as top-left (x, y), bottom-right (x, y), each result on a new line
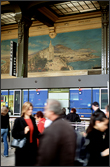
top-left (28, 28), bottom-right (101, 56)
top-left (1, 28), bottom-right (101, 59)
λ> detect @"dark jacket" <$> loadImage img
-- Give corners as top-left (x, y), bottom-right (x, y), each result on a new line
top-left (94, 108), bottom-right (104, 113)
top-left (1, 113), bottom-right (9, 129)
top-left (36, 117), bottom-right (76, 166)
top-left (102, 123), bottom-right (109, 166)
top-left (86, 128), bottom-right (105, 166)
top-left (12, 116), bottom-right (40, 166)
top-left (66, 113), bottom-right (81, 122)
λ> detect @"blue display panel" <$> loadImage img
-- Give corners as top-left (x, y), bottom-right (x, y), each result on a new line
top-left (70, 89), bottom-right (92, 118)
top-left (23, 90), bottom-right (28, 103)
top-left (92, 89), bottom-right (99, 113)
top-left (32, 108), bottom-right (44, 114)
top-left (1, 90), bottom-right (8, 96)
top-left (93, 89), bottom-right (99, 103)
top-left (29, 89), bottom-right (48, 114)
top-left (1, 90), bottom-right (8, 106)
top-left (76, 109), bottom-right (92, 118)
top-left (9, 91), bottom-right (14, 95)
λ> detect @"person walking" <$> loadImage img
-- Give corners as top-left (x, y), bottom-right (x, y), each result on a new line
top-left (36, 99), bottom-right (76, 166)
top-left (66, 108), bottom-right (81, 122)
top-left (86, 111), bottom-right (109, 166)
top-left (101, 104), bottom-right (109, 166)
top-left (12, 102), bottom-right (40, 166)
top-left (91, 101), bottom-right (103, 113)
top-left (1, 106), bottom-right (9, 157)
top-left (6, 106), bottom-right (10, 143)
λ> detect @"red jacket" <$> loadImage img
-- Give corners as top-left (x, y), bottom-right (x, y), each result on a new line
top-left (37, 118), bottom-right (46, 133)
top-left (37, 118), bottom-right (46, 146)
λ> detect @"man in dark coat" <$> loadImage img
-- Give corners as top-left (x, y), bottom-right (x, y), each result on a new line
top-left (36, 99), bottom-right (76, 166)
top-left (91, 101), bottom-right (103, 113)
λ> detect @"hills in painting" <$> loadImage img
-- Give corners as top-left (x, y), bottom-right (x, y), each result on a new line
top-left (1, 28), bottom-right (101, 74)
top-left (28, 42), bottom-right (99, 72)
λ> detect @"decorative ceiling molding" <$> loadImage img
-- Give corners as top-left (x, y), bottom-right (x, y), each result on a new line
top-left (1, 1), bottom-right (10, 6)
top-left (49, 27), bottom-right (57, 39)
top-left (37, 7), bottom-right (58, 22)
top-left (1, 15), bottom-right (101, 41)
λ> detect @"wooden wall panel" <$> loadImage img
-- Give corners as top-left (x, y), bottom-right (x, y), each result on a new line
top-left (1, 11), bottom-right (102, 41)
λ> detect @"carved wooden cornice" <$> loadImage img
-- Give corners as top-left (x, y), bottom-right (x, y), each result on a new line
top-left (1, 1), bottom-right (10, 5)
top-left (37, 7), bottom-right (58, 22)
top-left (1, 11), bottom-right (102, 41)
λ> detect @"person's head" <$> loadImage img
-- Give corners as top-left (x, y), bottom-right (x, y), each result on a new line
top-left (105, 104), bottom-right (109, 118)
top-left (71, 108), bottom-right (76, 113)
top-left (92, 101), bottom-right (99, 111)
top-left (86, 111), bottom-right (108, 134)
top-left (6, 106), bottom-right (9, 112)
top-left (1, 106), bottom-right (8, 116)
top-left (21, 101), bottom-right (33, 117)
top-left (44, 99), bottom-right (62, 121)
top-left (62, 108), bottom-right (66, 115)
top-left (35, 111), bottom-right (44, 121)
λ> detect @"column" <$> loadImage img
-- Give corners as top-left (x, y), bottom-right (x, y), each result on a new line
top-left (16, 17), bottom-right (32, 77)
top-left (100, 2), bottom-right (109, 74)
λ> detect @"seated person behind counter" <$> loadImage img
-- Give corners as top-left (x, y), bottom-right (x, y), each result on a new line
top-left (66, 108), bottom-right (81, 122)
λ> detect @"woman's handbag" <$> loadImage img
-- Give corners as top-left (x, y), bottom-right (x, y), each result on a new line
top-left (11, 137), bottom-right (27, 148)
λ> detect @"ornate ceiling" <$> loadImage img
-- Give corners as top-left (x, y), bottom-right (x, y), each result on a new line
top-left (1, 1), bottom-right (101, 27)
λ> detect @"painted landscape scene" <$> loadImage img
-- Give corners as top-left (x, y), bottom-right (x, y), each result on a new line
top-left (1, 28), bottom-right (101, 74)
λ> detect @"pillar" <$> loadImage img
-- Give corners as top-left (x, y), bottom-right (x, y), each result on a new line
top-left (99, 2), bottom-right (109, 74)
top-left (16, 16), bottom-right (32, 77)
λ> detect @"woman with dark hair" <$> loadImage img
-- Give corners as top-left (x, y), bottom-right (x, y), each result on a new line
top-left (35, 111), bottom-right (46, 146)
top-left (35, 111), bottom-right (46, 133)
top-left (12, 102), bottom-right (40, 166)
top-left (66, 108), bottom-right (81, 122)
top-left (86, 111), bottom-right (109, 166)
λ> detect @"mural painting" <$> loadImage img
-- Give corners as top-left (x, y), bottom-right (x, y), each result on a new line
top-left (1, 28), bottom-right (101, 74)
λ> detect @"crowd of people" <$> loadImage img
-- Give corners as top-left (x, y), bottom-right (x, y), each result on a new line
top-left (1, 100), bottom-right (109, 166)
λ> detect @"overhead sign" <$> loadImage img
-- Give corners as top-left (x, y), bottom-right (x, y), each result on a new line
top-left (9, 41), bottom-right (17, 76)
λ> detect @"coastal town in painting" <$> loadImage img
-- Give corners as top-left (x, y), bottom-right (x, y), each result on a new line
top-left (1, 28), bottom-right (101, 74)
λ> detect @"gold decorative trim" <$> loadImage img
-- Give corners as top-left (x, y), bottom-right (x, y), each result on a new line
top-left (1, 11), bottom-right (102, 41)
top-left (49, 27), bottom-right (56, 39)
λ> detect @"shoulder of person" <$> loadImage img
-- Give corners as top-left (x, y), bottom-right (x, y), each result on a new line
top-left (76, 113), bottom-right (80, 117)
top-left (14, 117), bottom-right (24, 123)
top-left (30, 115), bottom-right (35, 121)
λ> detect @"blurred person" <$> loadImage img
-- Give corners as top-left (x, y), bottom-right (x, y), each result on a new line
top-left (61, 107), bottom-right (67, 119)
top-left (36, 99), bottom-right (76, 166)
top-left (35, 111), bottom-right (46, 146)
top-left (66, 108), bottom-right (81, 122)
top-left (12, 102), bottom-right (40, 166)
top-left (91, 101), bottom-right (103, 113)
top-left (105, 104), bottom-right (109, 118)
top-left (100, 104), bottom-right (109, 166)
top-left (6, 106), bottom-right (10, 143)
top-left (35, 111), bottom-right (46, 133)
top-left (1, 106), bottom-right (9, 157)
top-left (44, 118), bottom-right (52, 128)
top-left (86, 111), bottom-right (109, 166)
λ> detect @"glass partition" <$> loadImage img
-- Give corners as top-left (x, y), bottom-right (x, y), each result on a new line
top-left (29, 89), bottom-right (48, 115)
top-left (101, 88), bottom-right (108, 110)
top-left (14, 90), bottom-right (21, 115)
top-left (48, 89), bottom-right (69, 114)
top-left (9, 90), bottom-right (14, 115)
top-left (70, 88), bottom-right (92, 118)
top-left (1, 90), bottom-right (8, 107)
